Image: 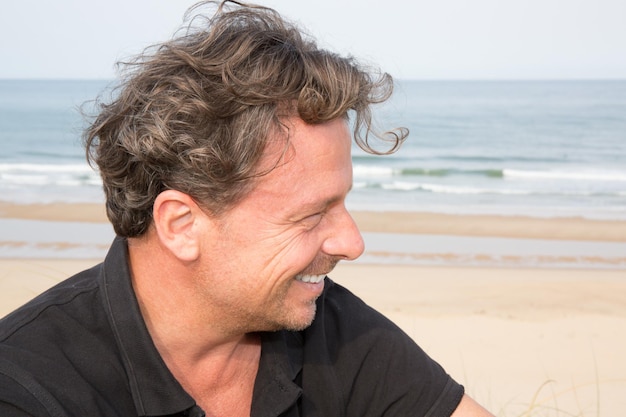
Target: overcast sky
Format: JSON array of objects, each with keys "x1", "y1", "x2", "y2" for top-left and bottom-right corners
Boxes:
[{"x1": 2, "y1": 0, "x2": 625, "y2": 80}]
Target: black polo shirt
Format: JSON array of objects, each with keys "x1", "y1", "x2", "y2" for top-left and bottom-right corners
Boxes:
[{"x1": 0, "y1": 237, "x2": 463, "y2": 416}]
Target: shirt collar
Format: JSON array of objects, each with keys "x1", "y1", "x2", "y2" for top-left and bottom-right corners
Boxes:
[
  {"x1": 100, "y1": 236, "x2": 195, "y2": 416},
  {"x1": 252, "y1": 330, "x2": 303, "y2": 416}
]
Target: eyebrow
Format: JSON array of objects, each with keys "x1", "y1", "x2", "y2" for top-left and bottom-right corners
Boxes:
[{"x1": 300, "y1": 183, "x2": 354, "y2": 216}]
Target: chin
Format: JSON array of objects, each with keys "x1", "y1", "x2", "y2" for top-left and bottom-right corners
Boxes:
[{"x1": 275, "y1": 304, "x2": 318, "y2": 332}]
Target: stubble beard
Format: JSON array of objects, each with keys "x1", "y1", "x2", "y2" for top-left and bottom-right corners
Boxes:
[
  {"x1": 207, "y1": 254, "x2": 341, "y2": 335},
  {"x1": 262, "y1": 254, "x2": 341, "y2": 332}
]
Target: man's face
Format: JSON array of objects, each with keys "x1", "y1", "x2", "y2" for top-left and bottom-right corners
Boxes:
[{"x1": 196, "y1": 117, "x2": 364, "y2": 334}]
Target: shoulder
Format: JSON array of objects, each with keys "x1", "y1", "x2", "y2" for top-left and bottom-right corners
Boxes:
[
  {"x1": 308, "y1": 278, "x2": 423, "y2": 382},
  {"x1": 0, "y1": 263, "x2": 102, "y2": 343},
  {"x1": 303, "y1": 278, "x2": 464, "y2": 416},
  {"x1": 311, "y1": 278, "x2": 429, "y2": 362},
  {"x1": 313, "y1": 278, "x2": 405, "y2": 342},
  {"x1": 0, "y1": 263, "x2": 117, "y2": 417}
]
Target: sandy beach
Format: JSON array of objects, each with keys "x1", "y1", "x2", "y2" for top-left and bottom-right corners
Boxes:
[{"x1": 1, "y1": 202, "x2": 625, "y2": 415}]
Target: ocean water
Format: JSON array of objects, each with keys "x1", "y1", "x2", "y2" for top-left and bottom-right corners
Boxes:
[
  {"x1": 1, "y1": 79, "x2": 625, "y2": 220},
  {"x1": 352, "y1": 80, "x2": 626, "y2": 219},
  {"x1": 0, "y1": 80, "x2": 107, "y2": 203}
]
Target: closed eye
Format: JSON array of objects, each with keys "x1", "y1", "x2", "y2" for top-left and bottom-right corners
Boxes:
[{"x1": 300, "y1": 212, "x2": 324, "y2": 229}]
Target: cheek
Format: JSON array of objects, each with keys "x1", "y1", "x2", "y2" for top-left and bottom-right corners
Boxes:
[
  {"x1": 262, "y1": 231, "x2": 324, "y2": 277},
  {"x1": 213, "y1": 213, "x2": 326, "y2": 282}
]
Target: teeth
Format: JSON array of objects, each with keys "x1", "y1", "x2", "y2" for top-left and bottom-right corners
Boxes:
[{"x1": 295, "y1": 274, "x2": 325, "y2": 284}]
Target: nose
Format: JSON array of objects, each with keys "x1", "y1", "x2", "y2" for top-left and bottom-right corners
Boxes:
[{"x1": 321, "y1": 208, "x2": 365, "y2": 261}]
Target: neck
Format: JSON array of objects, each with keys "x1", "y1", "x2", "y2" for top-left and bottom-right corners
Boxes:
[
  {"x1": 127, "y1": 235, "x2": 262, "y2": 414},
  {"x1": 128, "y1": 233, "x2": 248, "y2": 347}
]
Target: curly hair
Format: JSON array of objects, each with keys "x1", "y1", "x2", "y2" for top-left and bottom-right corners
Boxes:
[{"x1": 84, "y1": 0, "x2": 408, "y2": 237}]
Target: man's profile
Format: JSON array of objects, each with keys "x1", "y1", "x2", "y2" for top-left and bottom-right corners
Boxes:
[{"x1": 0, "y1": 1, "x2": 493, "y2": 416}]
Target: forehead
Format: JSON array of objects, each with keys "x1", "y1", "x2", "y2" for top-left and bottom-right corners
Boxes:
[{"x1": 249, "y1": 117, "x2": 353, "y2": 210}]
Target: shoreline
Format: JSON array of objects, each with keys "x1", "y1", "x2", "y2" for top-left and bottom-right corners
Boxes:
[{"x1": 1, "y1": 201, "x2": 625, "y2": 242}]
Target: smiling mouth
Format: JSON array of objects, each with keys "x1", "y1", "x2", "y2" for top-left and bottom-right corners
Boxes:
[{"x1": 295, "y1": 274, "x2": 325, "y2": 284}]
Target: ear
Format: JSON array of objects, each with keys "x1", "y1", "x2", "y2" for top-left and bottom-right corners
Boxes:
[{"x1": 152, "y1": 190, "x2": 203, "y2": 262}]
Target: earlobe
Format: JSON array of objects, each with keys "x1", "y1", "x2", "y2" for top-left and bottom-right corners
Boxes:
[{"x1": 152, "y1": 190, "x2": 202, "y2": 262}]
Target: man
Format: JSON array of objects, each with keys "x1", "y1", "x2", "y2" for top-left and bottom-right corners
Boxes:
[{"x1": 0, "y1": 1, "x2": 493, "y2": 416}]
